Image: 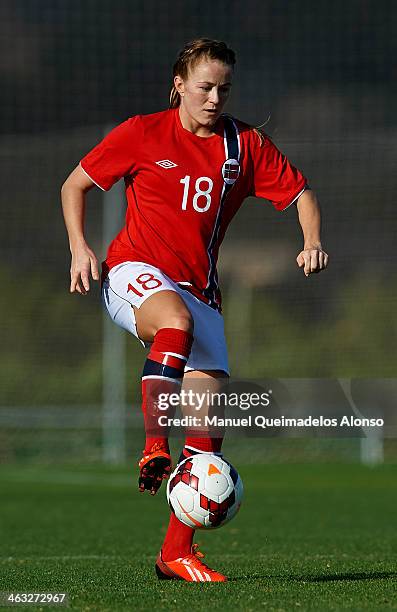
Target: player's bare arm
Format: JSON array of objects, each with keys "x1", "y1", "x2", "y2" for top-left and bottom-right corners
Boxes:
[
  {"x1": 295, "y1": 189, "x2": 328, "y2": 276},
  {"x1": 61, "y1": 165, "x2": 99, "y2": 294}
]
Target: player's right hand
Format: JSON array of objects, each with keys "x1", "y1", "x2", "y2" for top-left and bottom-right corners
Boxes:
[{"x1": 70, "y1": 242, "x2": 99, "y2": 295}]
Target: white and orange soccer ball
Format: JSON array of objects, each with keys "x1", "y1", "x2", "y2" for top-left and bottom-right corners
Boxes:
[{"x1": 166, "y1": 453, "x2": 243, "y2": 529}]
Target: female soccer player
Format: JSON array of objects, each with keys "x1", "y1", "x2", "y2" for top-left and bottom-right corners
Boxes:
[{"x1": 61, "y1": 38, "x2": 328, "y2": 582}]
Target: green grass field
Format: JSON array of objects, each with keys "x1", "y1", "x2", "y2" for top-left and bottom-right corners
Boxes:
[{"x1": 0, "y1": 463, "x2": 396, "y2": 611}]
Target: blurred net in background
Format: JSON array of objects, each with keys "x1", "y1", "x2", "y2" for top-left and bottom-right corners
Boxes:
[{"x1": 0, "y1": 0, "x2": 396, "y2": 464}]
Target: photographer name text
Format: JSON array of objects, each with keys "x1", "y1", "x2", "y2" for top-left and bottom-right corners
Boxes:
[{"x1": 157, "y1": 415, "x2": 384, "y2": 429}]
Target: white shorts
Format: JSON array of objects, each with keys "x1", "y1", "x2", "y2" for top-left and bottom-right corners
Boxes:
[{"x1": 101, "y1": 261, "x2": 229, "y2": 375}]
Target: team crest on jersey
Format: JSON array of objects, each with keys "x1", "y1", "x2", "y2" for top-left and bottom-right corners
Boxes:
[
  {"x1": 155, "y1": 159, "x2": 178, "y2": 169},
  {"x1": 222, "y1": 158, "x2": 240, "y2": 185}
]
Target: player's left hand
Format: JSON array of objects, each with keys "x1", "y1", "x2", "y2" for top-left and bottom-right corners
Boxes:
[{"x1": 296, "y1": 246, "x2": 328, "y2": 277}]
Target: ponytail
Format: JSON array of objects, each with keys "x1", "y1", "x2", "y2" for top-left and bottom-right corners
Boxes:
[{"x1": 169, "y1": 86, "x2": 180, "y2": 109}]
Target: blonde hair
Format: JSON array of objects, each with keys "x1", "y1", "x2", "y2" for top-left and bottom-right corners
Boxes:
[
  {"x1": 170, "y1": 38, "x2": 268, "y2": 147},
  {"x1": 252, "y1": 113, "x2": 272, "y2": 146},
  {"x1": 253, "y1": 129, "x2": 265, "y2": 146},
  {"x1": 169, "y1": 38, "x2": 236, "y2": 109}
]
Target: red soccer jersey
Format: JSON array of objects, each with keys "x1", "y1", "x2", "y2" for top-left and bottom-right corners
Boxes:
[{"x1": 80, "y1": 107, "x2": 307, "y2": 310}]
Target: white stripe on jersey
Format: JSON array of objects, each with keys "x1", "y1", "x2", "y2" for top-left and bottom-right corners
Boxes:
[
  {"x1": 203, "y1": 179, "x2": 226, "y2": 302},
  {"x1": 79, "y1": 162, "x2": 106, "y2": 192},
  {"x1": 223, "y1": 116, "x2": 241, "y2": 160},
  {"x1": 282, "y1": 185, "x2": 308, "y2": 211},
  {"x1": 234, "y1": 117, "x2": 241, "y2": 160},
  {"x1": 223, "y1": 126, "x2": 229, "y2": 158},
  {"x1": 203, "y1": 117, "x2": 240, "y2": 305}
]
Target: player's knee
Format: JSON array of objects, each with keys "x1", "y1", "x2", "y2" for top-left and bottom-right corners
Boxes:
[
  {"x1": 161, "y1": 311, "x2": 194, "y2": 335},
  {"x1": 150, "y1": 307, "x2": 194, "y2": 336},
  {"x1": 135, "y1": 308, "x2": 193, "y2": 342}
]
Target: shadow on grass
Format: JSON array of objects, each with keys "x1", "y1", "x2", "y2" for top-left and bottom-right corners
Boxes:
[{"x1": 228, "y1": 571, "x2": 397, "y2": 582}]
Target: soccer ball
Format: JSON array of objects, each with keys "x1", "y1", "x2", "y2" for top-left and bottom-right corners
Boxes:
[{"x1": 166, "y1": 453, "x2": 243, "y2": 529}]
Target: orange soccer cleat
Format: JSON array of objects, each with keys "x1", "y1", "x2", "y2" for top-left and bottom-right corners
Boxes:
[
  {"x1": 138, "y1": 443, "x2": 171, "y2": 495},
  {"x1": 155, "y1": 544, "x2": 227, "y2": 582}
]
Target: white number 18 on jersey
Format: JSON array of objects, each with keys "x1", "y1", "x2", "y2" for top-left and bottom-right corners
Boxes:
[{"x1": 180, "y1": 175, "x2": 213, "y2": 213}]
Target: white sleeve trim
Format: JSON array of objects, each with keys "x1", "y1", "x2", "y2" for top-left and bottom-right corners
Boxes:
[
  {"x1": 282, "y1": 185, "x2": 308, "y2": 211},
  {"x1": 79, "y1": 162, "x2": 106, "y2": 191}
]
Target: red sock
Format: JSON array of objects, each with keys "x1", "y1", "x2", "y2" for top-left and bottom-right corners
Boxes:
[
  {"x1": 162, "y1": 436, "x2": 224, "y2": 561},
  {"x1": 162, "y1": 513, "x2": 195, "y2": 561},
  {"x1": 141, "y1": 328, "x2": 193, "y2": 454},
  {"x1": 184, "y1": 437, "x2": 224, "y2": 454}
]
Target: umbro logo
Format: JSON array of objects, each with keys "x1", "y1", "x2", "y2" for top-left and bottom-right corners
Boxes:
[{"x1": 155, "y1": 159, "x2": 178, "y2": 169}]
